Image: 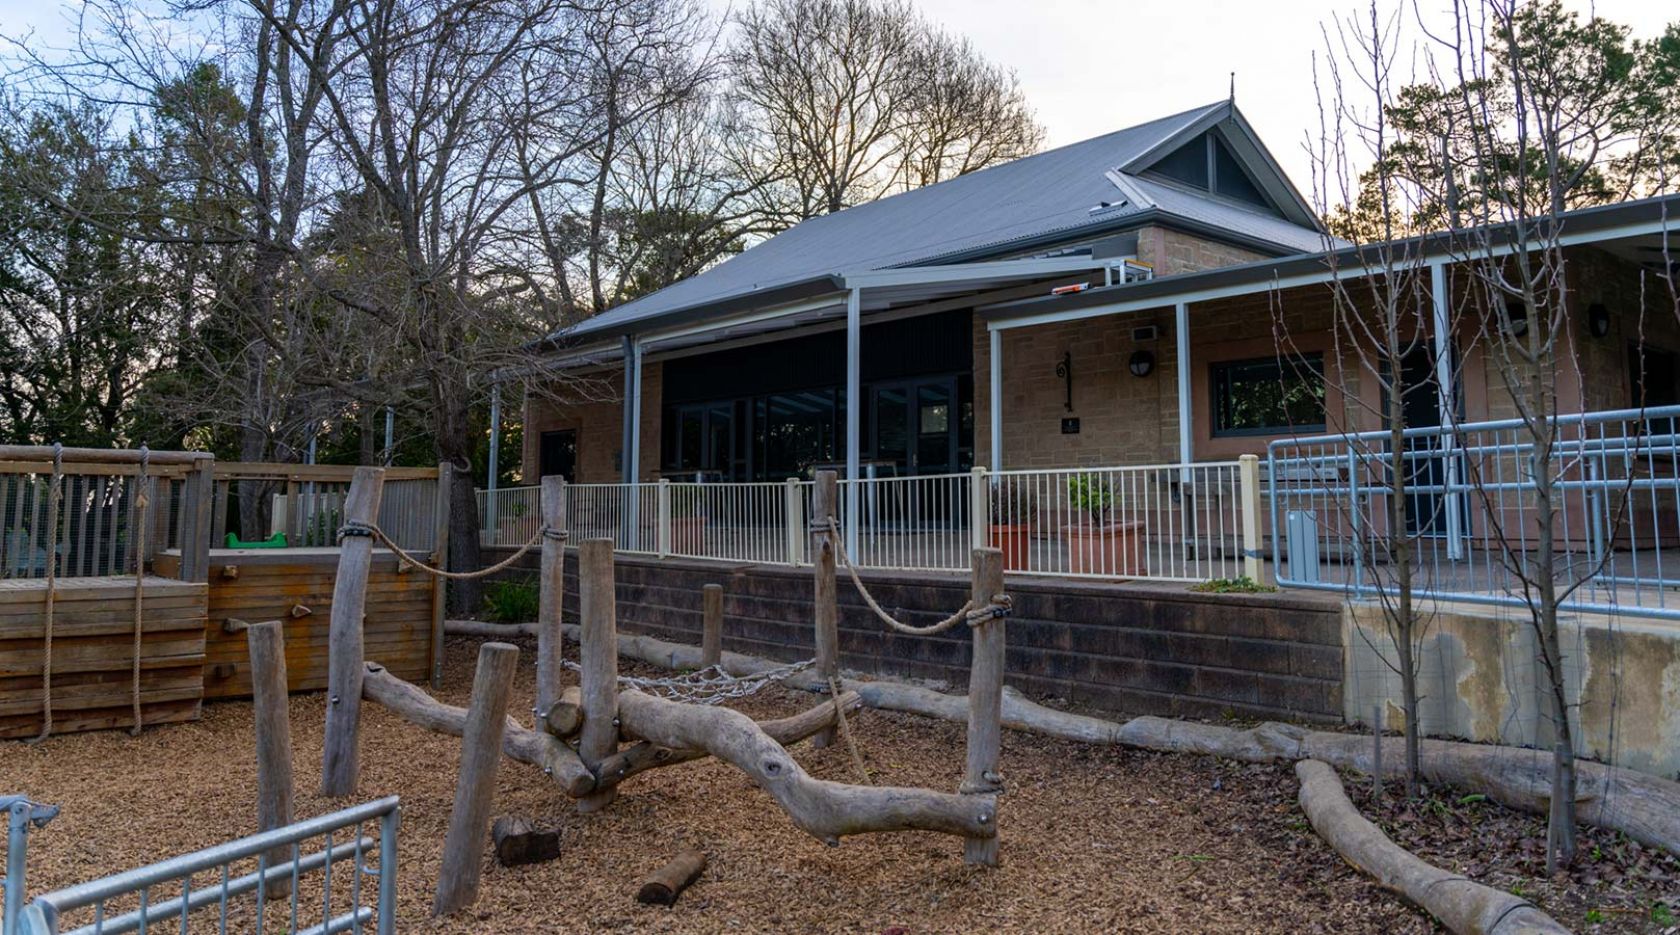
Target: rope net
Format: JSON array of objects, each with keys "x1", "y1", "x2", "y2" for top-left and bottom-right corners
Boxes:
[{"x1": 565, "y1": 657, "x2": 815, "y2": 705}]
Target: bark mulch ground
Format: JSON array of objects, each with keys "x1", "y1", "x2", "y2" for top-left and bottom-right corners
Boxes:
[{"x1": 0, "y1": 634, "x2": 1663, "y2": 933}]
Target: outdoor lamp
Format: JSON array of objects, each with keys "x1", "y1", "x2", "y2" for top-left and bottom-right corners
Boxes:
[
  {"x1": 1588, "y1": 303, "x2": 1610, "y2": 338},
  {"x1": 1129, "y1": 349, "x2": 1155, "y2": 378}
]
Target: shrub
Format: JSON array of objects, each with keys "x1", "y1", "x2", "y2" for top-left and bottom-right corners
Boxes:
[
  {"x1": 1188, "y1": 576, "x2": 1277, "y2": 594},
  {"x1": 987, "y1": 480, "x2": 1037, "y2": 526},
  {"x1": 483, "y1": 578, "x2": 540, "y2": 622},
  {"x1": 1066, "y1": 473, "x2": 1113, "y2": 526}
]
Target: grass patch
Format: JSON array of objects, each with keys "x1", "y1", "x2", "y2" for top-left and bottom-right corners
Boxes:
[{"x1": 1188, "y1": 576, "x2": 1278, "y2": 594}]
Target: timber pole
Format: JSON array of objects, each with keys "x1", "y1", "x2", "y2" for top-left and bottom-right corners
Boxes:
[
  {"x1": 246, "y1": 620, "x2": 294, "y2": 897},
  {"x1": 536, "y1": 475, "x2": 568, "y2": 723},
  {"x1": 700, "y1": 583, "x2": 724, "y2": 668},
  {"x1": 433, "y1": 641, "x2": 519, "y2": 916},
  {"x1": 812, "y1": 470, "x2": 840, "y2": 749},
  {"x1": 321, "y1": 466, "x2": 386, "y2": 797},
  {"x1": 962, "y1": 547, "x2": 1006, "y2": 866},
  {"x1": 576, "y1": 539, "x2": 619, "y2": 813}
]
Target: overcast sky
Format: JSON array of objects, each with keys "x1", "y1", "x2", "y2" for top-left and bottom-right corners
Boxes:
[{"x1": 2, "y1": 0, "x2": 1672, "y2": 201}]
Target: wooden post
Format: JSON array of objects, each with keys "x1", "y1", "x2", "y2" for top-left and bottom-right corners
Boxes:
[
  {"x1": 177, "y1": 457, "x2": 216, "y2": 582},
  {"x1": 246, "y1": 620, "x2": 294, "y2": 897},
  {"x1": 432, "y1": 641, "x2": 519, "y2": 916},
  {"x1": 576, "y1": 538, "x2": 619, "y2": 813},
  {"x1": 429, "y1": 462, "x2": 453, "y2": 688},
  {"x1": 962, "y1": 547, "x2": 1005, "y2": 866},
  {"x1": 211, "y1": 479, "x2": 229, "y2": 548},
  {"x1": 701, "y1": 583, "x2": 724, "y2": 668},
  {"x1": 536, "y1": 475, "x2": 568, "y2": 722},
  {"x1": 812, "y1": 470, "x2": 839, "y2": 749},
  {"x1": 321, "y1": 466, "x2": 386, "y2": 798}
]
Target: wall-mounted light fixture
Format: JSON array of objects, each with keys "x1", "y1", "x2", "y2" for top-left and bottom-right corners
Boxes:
[
  {"x1": 1588, "y1": 303, "x2": 1611, "y2": 338},
  {"x1": 1055, "y1": 351, "x2": 1073, "y2": 411},
  {"x1": 1129, "y1": 349, "x2": 1155, "y2": 378}
]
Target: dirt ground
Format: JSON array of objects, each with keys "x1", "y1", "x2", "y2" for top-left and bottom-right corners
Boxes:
[{"x1": 0, "y1": 635, "x2": 1665, "y2": 933}]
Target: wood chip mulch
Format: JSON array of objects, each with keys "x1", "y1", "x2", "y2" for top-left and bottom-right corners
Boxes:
[
  {"x1": 1345, "y1": 774, "x2": 1680, "y2": 934},
  {"x1": 4, "y1": 636, "x2": 1447, "y2": 934}
]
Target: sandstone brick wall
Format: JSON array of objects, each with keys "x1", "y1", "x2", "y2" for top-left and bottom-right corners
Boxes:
[
  {"x1": 1137, "y1": 226, "x2": 1270, "y2": 276},
  {"x1": 521, "y1": 361, "x2": 663, "y2": 483},
  {"x1": 481, "y1": 548, "x2": 1347, "y2": 723}
]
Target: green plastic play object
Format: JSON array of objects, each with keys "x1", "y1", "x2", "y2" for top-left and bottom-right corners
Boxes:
[{"x1": 225, "y1": 531, "x2": 289, "y2": 549}]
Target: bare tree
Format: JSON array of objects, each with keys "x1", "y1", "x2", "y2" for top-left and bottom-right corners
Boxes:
[{"x1": 729, "y1": 0, "x2": 1042, "y2": 227}]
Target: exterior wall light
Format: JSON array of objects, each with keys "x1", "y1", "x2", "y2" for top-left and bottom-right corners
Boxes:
[
  {"x1": 1588, "y1": 303, "x2": 1610, "y2": 338},
  {"x1": 1129, "y1": 349, "x2": 1155, "y2": 378}
]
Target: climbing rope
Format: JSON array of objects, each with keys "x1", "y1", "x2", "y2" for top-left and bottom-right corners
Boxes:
[
  {"x1": 828, "y1": 673, "x2": 871, "y2": 784},
  {"x1": 813, "y1": 517, "x2": 1012, "y2": 636},
  {"x1": 129, "y1": 446, "x2": 149, "y2": 736},
  {"x1": 566, "y1": 656, "x2": 816, "y2": 705},
  {"x1": 338, "y1": 520, "x2": 564, "y2": 580},
  {"x1": 28, "y1": 444, "x2": 65, "y2": 743}
]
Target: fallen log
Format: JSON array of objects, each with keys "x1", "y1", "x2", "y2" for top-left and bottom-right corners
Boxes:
[
  {"x1": 492, "y1": 816, "x2": 561, "y2": 867},
  {"x1": 1295, "y1": 760, "x2": 1568, "y2": 935},
  {"x1": 361, "y1": 662, "x2": 595, "y2": 797},
  {"x1": 637, "y1": 850, "x2": 707, "y2": 907},
  {"x1": 596, "y1": 691, "x2": 864, "y2": 792},
  {"x1": 445, "y1": 619, "x2": 1680, "y2": 857},
  {"x1": 616, "y1": 688, "x2": 995, "y2": 846}
]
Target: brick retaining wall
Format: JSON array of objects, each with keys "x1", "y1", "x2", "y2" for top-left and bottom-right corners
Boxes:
[{"x1": 481, "y1": 549, "x2": 1345, "y2": 723}]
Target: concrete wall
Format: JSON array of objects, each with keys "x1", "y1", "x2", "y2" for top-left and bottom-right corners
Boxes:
[
  {"x1": 533, "y1": 551, "x2": 1346, "y2": 723},
  {"x1": 1344, "y1": 600, "x2": 1680, "y2": 779}
]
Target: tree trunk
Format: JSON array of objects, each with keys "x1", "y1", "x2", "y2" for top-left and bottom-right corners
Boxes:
[{"x1": 433, "y1": 384, "x2": 482, "y2": 613}]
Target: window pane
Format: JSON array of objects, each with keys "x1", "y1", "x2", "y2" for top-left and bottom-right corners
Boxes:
[{"x1": 1211, "y1": 354, "x2": 1326, "y2": 436}]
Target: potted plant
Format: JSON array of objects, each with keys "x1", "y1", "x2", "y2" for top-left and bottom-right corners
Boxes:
[
  {"x1": 986, "y1": 481, "x2": 1036, "y2": 571},
  {"x1": 668, "y1": 484, "x2": 707, "y2": 554},
  {"x1": 1061, "y1": 473, "x2": 1145, "y2": 576}
]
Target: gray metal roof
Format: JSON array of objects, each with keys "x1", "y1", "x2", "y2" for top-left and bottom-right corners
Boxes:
[{"x1": 557, "y1": 100, "x2": 1326, "y2": 344}]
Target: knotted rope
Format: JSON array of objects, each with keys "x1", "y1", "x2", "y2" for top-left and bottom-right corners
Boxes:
[
  {"x1": 129, "y1": 446, "x2": 149, "y2": 736},
  {"x1": 337, "y1": 520, "x2": 564, "y2": 580},
  {"x1": 812, "y1": 518, "x2": 1012, "y2": 636},
  {"x1": 563, "y1": 656, "x2": 815, "y2": 705},
  {"x1": 828, "y1": 673, "x2": 871, "y2": 784},
  {"x1": 28, "y1": 444, "x2": 65, "y2": 743}
]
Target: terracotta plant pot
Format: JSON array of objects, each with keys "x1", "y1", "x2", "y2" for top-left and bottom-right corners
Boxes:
[
  {"x1": 670, "y1": 516, "x2": 707, "y2": 554},
  {"x1": 987, "y1": 524, "x2": 1032, "y2": 571},
  {"x1": 1061, "y1": 520, "x2": 1145, "y2": 577}
]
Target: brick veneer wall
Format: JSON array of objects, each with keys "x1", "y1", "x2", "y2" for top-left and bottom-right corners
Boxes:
[
  {"x1": 521, "y1": 362, "x2": 663, "y2": 484},
  {"x1": 485, "y1": 548, "x2": 1345, "y2": 723}
]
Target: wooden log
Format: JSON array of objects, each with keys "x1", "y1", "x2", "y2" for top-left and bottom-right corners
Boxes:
[
  {"x1": 1295, "y1": 760, "x2": 1568, "y2": 934},
  {"x1": 700, "y1": 583, "x2": 723, "y2": 668},
  {"x1": 0, "y1": 445, "x2": 210, "y2": 466},
  {"x1": 543, "y1": 685, "x2": 584, "y2": 738},
  {"x1": 361, "y1": 662, "x2": 594, "y2": 796},
  {"x1": 246, "y1": 620, "x2": 294, "y2": 898},
  {"x1": 433, "y1": 641, "x2": 519, "y2": 916},
  {"x1": 595, "y1": 691, "x2": 863, "y2": 792},
  {"x1": 536, "y1": 475, "x2": 568, "y2": 720},
  {"x1": 616, "y1": 688, "x2": 995, "y2": 846},
  {"x1": 321, "y1": 466, "x2": 385, "y2": 798},
  {"x1": 576, "y1": 538, "x2": 619, "y2": 814},
  {"x1": 442, "y1": 619, "x2": 1680, "y2": 861},
  {"x1": 810, "y1": 471, "x2": 839, "y2": 749},
  {"x1": 636, "y1": 851, "x2": 707, "y2": 907},
  {"x1": 961, "y1": 547, "x2": 1005, "y2": 866},
  {"x1": 491, "y1": 816, "x2": 561, "y2": 867},
  {"x1": 428, "y1": 462, "x2": 452, "y2": 689}
]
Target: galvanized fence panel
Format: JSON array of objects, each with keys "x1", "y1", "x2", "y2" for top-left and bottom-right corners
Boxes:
[
  {"x1": 1268, "y1": 404, "x2": 1680, "y2": 620},
  {"x1": 0, "y1": 469, "x2": 186, "y2": 581},
  {"x1": 4, "y1": 795, "x2": 399, "y2": 935}
]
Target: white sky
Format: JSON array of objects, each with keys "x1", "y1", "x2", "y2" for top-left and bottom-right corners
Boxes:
[{"x1": 3, "y1": 0, "x2": 1673, "y2": 201}]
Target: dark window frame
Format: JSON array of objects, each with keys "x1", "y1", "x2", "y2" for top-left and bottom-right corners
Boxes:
[{"x1": 1209, "y1": 353, "x2": 1328, "y2": 438}]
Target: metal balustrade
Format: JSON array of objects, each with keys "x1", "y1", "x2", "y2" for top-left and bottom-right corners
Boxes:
[
  {"x1": 1268, "y1": 404, "x2": 1680, "y2": 619},
  {"x1": 476, "y1": 461, "x2": 1263, "y2": 583}
]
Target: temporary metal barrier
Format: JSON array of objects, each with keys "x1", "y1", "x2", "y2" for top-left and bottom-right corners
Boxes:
[
  {"x1": 1268, "y1": 404, "x2": 1680, "y2": 620},
  {"x1": 4, "y1": 795, "x2": 399, "y2": 935}
]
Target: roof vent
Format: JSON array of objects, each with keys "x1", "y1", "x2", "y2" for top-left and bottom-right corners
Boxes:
[{"x1": 1088, "y1": 199, "x2": 1126, "y2": 214}]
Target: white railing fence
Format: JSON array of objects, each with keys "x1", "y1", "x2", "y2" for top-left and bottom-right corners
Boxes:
[
  {"x1": 476, "y1": 459, "x2": 1264, "y2": 583},
  {"x1": 1268, "y1": 404, "x2": 1680, "y2": 620}
]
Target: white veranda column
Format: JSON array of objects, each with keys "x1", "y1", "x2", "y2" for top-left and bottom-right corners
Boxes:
[
  {"x1": 844, "y1": 287, "x2": 861, "y2": 556},
  {"x1": 1431, "y1": 261, "x2": 1464, "y2": 560},
  {"x1": 989, "y1": 327, "x2": 1003, "y2": 471}
]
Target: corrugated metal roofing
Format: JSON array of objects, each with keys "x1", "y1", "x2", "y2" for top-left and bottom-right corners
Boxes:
[{"x1": 559, "y1": 100, "x2": 1324, "y2": 342}]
